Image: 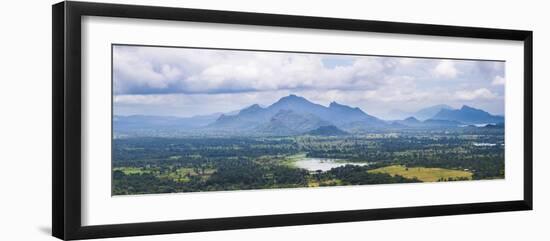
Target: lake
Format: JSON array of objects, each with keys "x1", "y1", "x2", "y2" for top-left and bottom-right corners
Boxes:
[
  {"x1": 472, "y1": 142, "x2": 497, "y2": 147},
  {"x1": 294, "y1": 157, "x2": 372, "y2": 172}
]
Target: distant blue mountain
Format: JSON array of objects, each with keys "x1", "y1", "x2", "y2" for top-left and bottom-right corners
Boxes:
[
  {"x1": 414, "y1": 104, "x2": 454, "y2": 120},
  {"x1": 430, "y1": 105, "x2": 504, "y2": 124},
  {"x1": 392, "y1": 116, "x2": 462, "y2": 128},
  {"x1": 212, "y1": 104, "x2": 271, "y2": 131},
  {"x1": 394, "y1": 116, "x2": 422, "y2": 127},
  {"x1": 256, "y1": 110, "x2": 331, "y2": 136},
  {"x1": 328, "y1": 101, "x2": 382, "y2": 125},
  {"x1": 114, "y1": 96, "x2": 503, "y2": 136},
  {"x1": 207, "y1": 94, "x2": 385, "y2": 134},
  {"x1": 306, "y1": 125, "x2": 349, "y2": 136},
  {"x1": 387, "y1": 104, "x2": 453, "y2": 120}
]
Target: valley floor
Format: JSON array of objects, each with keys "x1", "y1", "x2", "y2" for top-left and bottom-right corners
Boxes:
[{"x1": 112, "y1": 128, "x2": 504, "y2": 195}]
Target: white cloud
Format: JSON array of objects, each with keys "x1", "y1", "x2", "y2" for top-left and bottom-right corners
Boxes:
[
  {"x1": 112, "y1": 46, "x2": 506, "y2": 116},
  {"x1": 454, "y1": 88, "x2": 498, "y2": 101},
  {"x1": 492, "y1": 75, "x2": 505, "y2": 85},
  {"x1": 398, "y1": 58, "x2": 416, "y2": 66},
  {"x1": 433, "y1": 60, "x2": 459, "y2": 79},
  {"x1": 113, "y1": 46, "x2": 429, "y2": 95}
]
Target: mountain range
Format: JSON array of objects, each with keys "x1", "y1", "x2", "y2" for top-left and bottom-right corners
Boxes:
[
  {"x1": 430, "y1": 105, "x2": 504, "y2": 124},
  {"x1": 387, "y1": 104, "x2": 453, "y2": 120},
  {"x1": 114, "y1": 94, "x2": 504, "y2": 136},
  {"x1": 205, "y1": 94, "x2": 386, "y2": 135}
]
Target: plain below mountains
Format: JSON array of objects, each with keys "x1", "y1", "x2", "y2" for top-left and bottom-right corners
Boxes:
[{"x1": 114, "y1": 94, "x2": 504, "y2": 136}]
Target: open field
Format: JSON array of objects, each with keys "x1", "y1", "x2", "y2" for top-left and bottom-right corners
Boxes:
[
  {"x1": 368, "y1": 165, "x2": 473, "y2": 182},
  {"x1": 112, "y1": 128, "x2": 503, "y2": 194},
  {"x1": 113, "y1": 167, "x2": 152, "y2": 175}
]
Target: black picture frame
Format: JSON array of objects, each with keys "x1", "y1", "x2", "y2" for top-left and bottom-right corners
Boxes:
[{"x1": 52, "y1": 1, "x2": 533, "y2": 240}]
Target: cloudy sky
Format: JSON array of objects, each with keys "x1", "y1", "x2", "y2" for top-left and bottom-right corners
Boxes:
[{"x1": 113, "y1": 45, "x2": 505, "y2": 119}]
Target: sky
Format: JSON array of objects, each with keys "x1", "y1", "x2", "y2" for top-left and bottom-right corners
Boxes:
[{"x1": 113, "y1": 45, "x2": 505, "y2": 119}]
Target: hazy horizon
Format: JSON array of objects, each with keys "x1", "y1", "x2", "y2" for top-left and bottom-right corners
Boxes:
[
  {"x1": 113, "y1": 45, "x2": 505, "y2": 119},
  {"x1": 113, "y1": 94, "x2": 501, "y2": 120}
]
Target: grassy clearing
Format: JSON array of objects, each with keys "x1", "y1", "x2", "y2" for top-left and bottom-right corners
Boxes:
[
  {"x1": 113, "y1": 167, "x2": 152, "y2": 175},
  {"x1": 368, "y1": 165, "x2": 473, "y2": 182},
  {"x1": 306, "y1": 178, "x2": 342, "y2": 187},
  {"x1": 280, "y1": 153, "x2": 307, "y2": 167}
]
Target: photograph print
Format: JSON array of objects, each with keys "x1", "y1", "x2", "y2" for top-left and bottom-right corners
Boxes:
[{"x1": 112, "y1": 45, "x2": 505, "y2": 195}]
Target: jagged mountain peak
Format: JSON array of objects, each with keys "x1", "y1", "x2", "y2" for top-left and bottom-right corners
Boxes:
[
  {"x1": 239, "y1": 104, "x2": 264, "y2": 114},
  {"x1": 329, "y1": 101, "x2": 366, "y2": 113},
  {"x1": 274, "y1": 94, "x2": 308, "y2": 103},
  {"x1": 329, "y1": 101, "x2": 343, "y2": 108},
  {"x1": 414, "y1": 104, "x2": 454, "y2": 120},
  {"x1": 460, "y1": 105, "x2": 478, "y2": 111},
  {"x1": 329, "y1": 101, "x2": 358, "y2": 110}
]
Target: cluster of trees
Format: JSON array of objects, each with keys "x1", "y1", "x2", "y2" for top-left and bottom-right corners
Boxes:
[
  {"x1": 324, "y1": 165, "x2": 420, "y2": 185},
  {"x1": 113, "y1": 158, "x2": 311, "y2": 194},
  {"x1": 114, "y1": 137, "x2": 299, "y2": 164},
  {"x1": 112, "y1": 171, "x2": 180, "y2": 194},
  {"x1": 300, "y1": 130, "x2": 504, "y2": 180},
  {"x1": 113, "y1": 128, "x2": 504, "y2": 195},
  {"x1": 437, "y1": 176, "x2": 470, "y2": 182},
  {"x1": 112, "y1": 162, "x2": 419, "y2": 195}
]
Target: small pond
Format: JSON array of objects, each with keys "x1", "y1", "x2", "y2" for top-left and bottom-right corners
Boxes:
[{"x1": 294, "y1": 157, "x2": 372, "y2": 172}]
